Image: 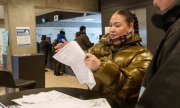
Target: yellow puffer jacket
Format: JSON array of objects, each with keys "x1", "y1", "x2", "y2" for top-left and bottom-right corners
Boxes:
[{"x1": 88, "y1": 33, "x2": 152, "y2": 108}]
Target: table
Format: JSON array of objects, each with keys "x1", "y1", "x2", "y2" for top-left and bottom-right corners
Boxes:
[
  {"x1": 0, "y1": 87, "x2": 100, "y2": 106},
  {"x1": 0, "y1": 87, "x2": 120, "y2": 108}
]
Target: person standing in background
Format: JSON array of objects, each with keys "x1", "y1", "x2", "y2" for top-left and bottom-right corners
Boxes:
[
  {"x1": 46, "y1": 37, "x2": 53, "y2": 69},
  {"x1": 75, "y1": 31, "x2": 81, "y2": 39},
  {"x1": 75, "y1": 26, "x2": 94, "y2": 51},
  {"x1": 40, "y1": 35, "x2": 51, "y2": 71},
  {"x1": 57, "y1": 31, "x2": 67, "y2": 43},
  {"x1": 52, "y1": 30, "x2": 67, "y2": 76},
  {"x1": 135, "y1": 0, "x2": 180, "y2": 108}
]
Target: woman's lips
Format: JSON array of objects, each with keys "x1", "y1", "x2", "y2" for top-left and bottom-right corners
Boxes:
[{"x1": 109, "y1": 34, "x2": 118, "y2": 39}]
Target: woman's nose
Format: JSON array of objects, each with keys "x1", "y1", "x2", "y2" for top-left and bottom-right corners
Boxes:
[{"x1": 109, "y1": 26, "x2": 115, "y2": 33}]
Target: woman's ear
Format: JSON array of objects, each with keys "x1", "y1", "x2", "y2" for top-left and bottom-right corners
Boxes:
[{"x1": 128, "y1": 23, "x2": 134, "y2": 33}]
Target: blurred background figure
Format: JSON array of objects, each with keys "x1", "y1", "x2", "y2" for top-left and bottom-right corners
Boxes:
[
  {"x1": 75, "y1": 26, "x2": 94, "y2": 51},
  {"x1": 75, "y1": 31, "x2": 81, "y2": 39},
  {"x1": 57, "y1": 30, "x2": 67, "y2": 43},
  {"x1": 52, "y1": 30, "x2": 67, "y2": 76},
  {"x1": 39, "y1": 35, "x2": 51, "y2": 71}
]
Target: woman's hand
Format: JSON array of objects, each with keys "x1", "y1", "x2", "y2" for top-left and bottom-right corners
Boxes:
[
  {"x1": 54, "y1": 39, "x2": 68, "y2": 52},
  {"x1": 84, "y1": 53, "x2": 101, "y2": 71}
]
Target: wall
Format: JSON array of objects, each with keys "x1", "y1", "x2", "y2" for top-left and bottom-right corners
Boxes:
[
  {"x1": 34, "y1": 0, "x2": 99, "y2": 12},
  {"x1": 130, "y1": 8, "x2": 147, "y2": 47},
  {"x1": 0, "y1": 0, "x2": 6, "y2": 4},
  {"x1": 36, "y1": 27, "x2": 102, "y2": 44},
  {"x1": 0, "y1": 0, "x2": 100, "y2": 71},
  {"x1": 0, "y1": 27, "x2": 5, "y2": 63},
  {"x1": 0, "y1": 19, "x2": 4, "y2": 27},
  {"x1": 36, "y1": 18, "x2": 102, "y2": 44}
]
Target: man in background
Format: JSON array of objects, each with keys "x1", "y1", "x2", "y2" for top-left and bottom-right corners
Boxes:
[
  {"x1": 40, "y1": 35, "x2": 51, "y2": 71},
  {"x1": 57, "y1": 31, "x2": 67, "y2": 43},
  {"x1": 136, "y1": 0, "x2": 180, "y2": 107},
  {"x1": 52, "y1": 30, "x2": 67, "y2": 76},
  {"x1": 75, "y1": 26, "x2": 94, "y2": 51}
]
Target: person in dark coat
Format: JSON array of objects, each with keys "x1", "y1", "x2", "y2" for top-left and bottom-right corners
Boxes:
[
  {"x1": 52, "y1": 31, "x2": 67, "y2": 76},
  {"x1": 75, "y1": 26, "x2": 94, "y2": 51},
  {"x1": 57, "y1": 31, "x2": 67, "y2": 43},
  {"x1": 40, "y1": 35, "x2": 51, "y2": 69},
  {"x1": 135, "y1": 0, "x2": 180, "y2": 108},
  {"x1": 75, "y1": 31, "x2": 81, "y2": 38}
]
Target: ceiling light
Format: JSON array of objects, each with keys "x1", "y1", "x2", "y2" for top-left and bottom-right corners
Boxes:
[{"x1": 84, "y1": 18, "x2": 94, "y2": 21}]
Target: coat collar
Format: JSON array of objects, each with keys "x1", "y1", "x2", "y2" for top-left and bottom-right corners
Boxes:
[
  {"x1": 151, "y1": 0, "x2": 180, "y2": 31},
  {"x1": 101, "y1": 33, "x2": 142, "y2": 47}
]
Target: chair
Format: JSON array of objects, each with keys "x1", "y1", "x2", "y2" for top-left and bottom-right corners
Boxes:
[{"x1": 0, "y1": 70, "x2": 36, "y2": 93}]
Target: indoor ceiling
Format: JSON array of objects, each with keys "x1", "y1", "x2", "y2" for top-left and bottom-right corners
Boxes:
[
  {"x1": 60, "y1": 13, "x2": 101, "y2": 23},
  {"x1": 0, "y1": 6, "x2": 101, "y2": 23}
]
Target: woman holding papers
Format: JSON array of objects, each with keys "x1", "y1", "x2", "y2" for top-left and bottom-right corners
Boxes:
[
  {"x1": 84, "y1": 10, "x2": 152, "y2": 108},
  {"x1": 55, "y1": 10, "x2": 152, "y2": 108}
]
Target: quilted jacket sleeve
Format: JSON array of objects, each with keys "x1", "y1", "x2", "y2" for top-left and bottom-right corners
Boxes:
[
  {"x1": 117, "y1": 51, "x2": 152, "y2": 98},
  {"x1": 93, "y1": 49, "x2": 152, "y2": 99}
]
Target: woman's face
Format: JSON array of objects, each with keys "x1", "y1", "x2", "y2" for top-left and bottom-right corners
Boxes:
[{"x1": 109, "y1": 13, "x2": 133, "y2": 40}]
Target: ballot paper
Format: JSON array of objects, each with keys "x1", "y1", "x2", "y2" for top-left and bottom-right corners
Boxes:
[
  {"x1": 53, "y1": 41, "x2": 96, "y2": 89},
  {"x1": 12, "y1": 90, "x2": 111, "y2": 108},
  {"x1": 0, "y1": 102, "x2": 6, "y2": 108}
]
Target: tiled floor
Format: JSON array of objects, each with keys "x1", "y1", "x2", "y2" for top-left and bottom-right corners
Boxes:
[{"x1": 0, "y1": 69, "x2": 88, "y2": 96}]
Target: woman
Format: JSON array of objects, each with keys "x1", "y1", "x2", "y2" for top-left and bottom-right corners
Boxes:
[
  {"x1": 84, "y1": 10, "x2": 152, "y2": 108},
  {"x1": 55, "y1": 10, "x2": 152, "y2": 108}
]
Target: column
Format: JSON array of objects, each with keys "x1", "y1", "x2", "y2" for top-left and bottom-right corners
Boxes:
[{"x1": 4, "y1": 0, "x2": 37, "y2": 71}]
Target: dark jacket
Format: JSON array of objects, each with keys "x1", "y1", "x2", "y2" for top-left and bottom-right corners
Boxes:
[
  {"x1": 57, "y1": 34, "x2": 67, "y2": 43},
  {"x1": 88, "y1": 33, "x2": 152, "y2": 108},
  {"x1": 40, "y1": 40, "x2": 51, "y2": 55},
  {"x1": 136, "y1": 1, "x2": 180, "y2": 108},
  {"x1": 52, "y1": 39, "x2": 58, "y2": 54},
  {"x1": 75, "y1": 32, "x2": 94, "y2": 51}
]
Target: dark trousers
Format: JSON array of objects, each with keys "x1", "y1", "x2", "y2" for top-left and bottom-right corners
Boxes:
[{"x1": 53, "y1": 59, "x2": 65, "y2": 75}]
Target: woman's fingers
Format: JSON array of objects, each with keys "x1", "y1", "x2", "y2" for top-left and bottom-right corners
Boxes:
[
  {"x1": 54, "y1": 42, "x2": 68, "y2": 52},
  {"x1": 84, "y1": 53, "x2": 101, "y2": 70},
  {"x1": 85, "y1": 53, "x2": 93, "y2": 60},
  {"x1": 62, "y1": 39, "x2": 68, "y2": 44}
]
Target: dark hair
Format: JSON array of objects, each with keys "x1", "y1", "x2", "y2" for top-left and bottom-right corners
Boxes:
[
  {"x1": 133, "y1": 14, "x2": 139, "y2": 34},
  {"x1": 60, "y1": 30, "x2": 65, "y2": 34},
  {"x1": 114, "y1": 10, "x2": 134, "y2": 25},
  {"x1": 79, "y1": 26, "x2": 86, "y2": 31},
  {"x1": 41, "y1": 35, "x2": 47, "y2": 40},
  {"x1": 114, "y1": 10, "x2": 139, "y2": 34}
]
